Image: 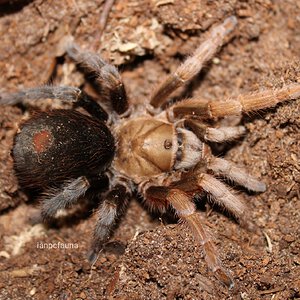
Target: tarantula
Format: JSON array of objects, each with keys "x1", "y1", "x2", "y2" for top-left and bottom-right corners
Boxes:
[{"x1": 1, "y1": 16, "x2": 299, "y2": 288}]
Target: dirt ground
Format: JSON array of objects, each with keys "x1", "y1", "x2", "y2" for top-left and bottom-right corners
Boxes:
[{"x1": 0, "y1": 0, "x2": 299, "y2": 299}]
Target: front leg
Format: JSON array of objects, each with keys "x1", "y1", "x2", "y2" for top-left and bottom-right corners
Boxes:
[
  {"x1": 150, "y1": 16, "x2": 237, "y2": 108},
  {"x1": 145, "y1": 185, "x2": 234, "y2": 288},
  {"x1": 168, "y1": 84, "x2": 300, "y2": 120}
]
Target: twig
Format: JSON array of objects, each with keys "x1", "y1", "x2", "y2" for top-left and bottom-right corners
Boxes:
[{"x1": 92, "y1": 0, "x2": 116, "y2": 51}]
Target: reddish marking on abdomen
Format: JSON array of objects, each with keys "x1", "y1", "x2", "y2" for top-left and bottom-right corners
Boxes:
[{"x1": 33, "y1": 130, "x2": 53, "y2": 153}]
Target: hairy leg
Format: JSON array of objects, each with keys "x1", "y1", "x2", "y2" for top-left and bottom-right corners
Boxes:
[
  {"x1": 184, "y1": 118, "x2": 246, "y2": 142},
  {"x1": 170, "y1": 173, "x2": 247, "y2": 223},
  {"x1": 150, "y1": 16, "x2": 237, "y2": 108},
  {"x1": 169, "y1": 83, "x2": 300, "y2": 120},
  {"x1": 66, "y1": 43, "x2": 129, "y2": 114},
  {"x1": 146, "y1": 185, "x2": 234, "y2": 288},
  {"x1": 206, "y1": 156, "x2": 266, "y2": 192},
  {"x1": 41, "y1": 176, "x2": 90, "y2": 221},
  {"x1": 0, "y1": 86, "x2": 108, "y2": 121},
  {"x1": 88, "y1": 184, "x2": 130, "y2": 264}
]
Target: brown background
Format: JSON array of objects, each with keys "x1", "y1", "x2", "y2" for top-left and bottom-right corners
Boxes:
[{"x1": 0, "y1": 0, "x2": 299, "y2": 299}]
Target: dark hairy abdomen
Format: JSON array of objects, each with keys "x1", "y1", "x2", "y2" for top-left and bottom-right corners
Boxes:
[{"x1": 13, "y1": 109, "x2": 115, "y2": 189}]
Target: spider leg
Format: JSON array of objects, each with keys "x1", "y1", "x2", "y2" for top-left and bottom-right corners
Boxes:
[
  {"x1": 41, "y1": 176, "x2": 90, "y2": 221},
  {"x1": 184, "y1": 118, "x2": 246, "y2": 142},
  {"x1": 206, "y1": 156, "x2": 266, "y2": 192},
  {"x1": 169, "y1": 83, "x2": 300, "y2": 120},
  {"x1": 150, "y1": 16, "x2": 237, "y2": 108},
  {"x1": 182, "y1": 120, "x2": 265, "y2": 191},
  {"x1": 145, "y1": 185, "x2": 234, "y2": 288},
  {"x1": 0, "y1": 86, "x2": 108, "y2": 121},
  {"x1": 66, "y1": 43, "x2": 129, "y2": 115},
  {"x1": 88, "y1": 184, "x2": 130, "y2": 264},
  {"x1": 170, "y1": 173, "x2": 247, "y2": 224}
]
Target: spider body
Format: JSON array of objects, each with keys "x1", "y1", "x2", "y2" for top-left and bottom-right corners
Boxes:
[
  {"x1": 113, "y1": 115, "x2": 202, "y2": 182},
  {"x1": 13, "y1": 109, "x2": 115, "y2": 189},
  {"x1": 1, "y1": 16, "x2": 299, "y2": 288}
]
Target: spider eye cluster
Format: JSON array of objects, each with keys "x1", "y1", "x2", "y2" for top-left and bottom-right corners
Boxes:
[{"x1": 163, "y1": 139, "x2": 172, "y2": 149}]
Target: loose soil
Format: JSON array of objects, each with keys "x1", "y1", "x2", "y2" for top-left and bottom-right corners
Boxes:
[{"x1": 0, "y1": 0, "x2": 299, "y2": 299}]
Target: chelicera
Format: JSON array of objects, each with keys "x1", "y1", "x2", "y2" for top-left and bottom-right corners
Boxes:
[{"x1": 1, "y1": 16, "x2": 299, "y2": 288}]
